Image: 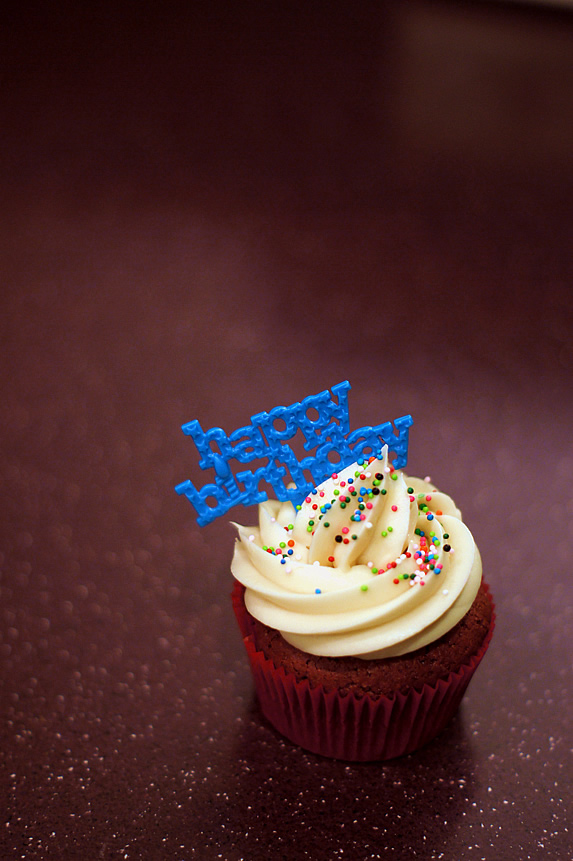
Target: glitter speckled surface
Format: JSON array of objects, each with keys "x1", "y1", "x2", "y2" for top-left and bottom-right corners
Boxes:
[{"x1": 1, "y1": 2, "x2": 572, "y2": 859}]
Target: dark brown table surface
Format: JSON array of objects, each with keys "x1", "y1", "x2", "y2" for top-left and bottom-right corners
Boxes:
[{"x1": 1, "y1": 2, "x2": 572, "y2": 858}]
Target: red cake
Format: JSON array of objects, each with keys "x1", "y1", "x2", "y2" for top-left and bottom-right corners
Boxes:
[{"x1": 231, "y1": 447, "x2": 495, "y2": 760}]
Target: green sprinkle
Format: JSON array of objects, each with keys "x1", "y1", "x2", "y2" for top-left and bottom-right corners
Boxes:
[
  {"x1": 372, "y1": 567, "x2": 378, "y2": 574},
  {"x1": 407, "y1": 487, "x2": 414, "y2": 493},
  {"x1": 381, "y1": 488, "x2": 387, "y2": 495},
  {"x1": 352, "y1": 534, "x2": 358, "y2": 540},
  {"x1": 443, "y1": 533, "x2": 449, "y2": 539},
  {"x1": 391, "y1": 473, "x2": 398, "y2": 481},
  {"x1": 324, "y1": 521, "x2": 330, "y2": 528},
  {"x1": 360, "y1": 584, "x2": 368, "y2": 592},
  {"x1": 340, "y1": 502, "x2": 346, "y2": 509},
  {"x1": 388, "y1": 526, "x2": 393, "y2": 532},
  {"x1": 279, "y1": 542, "x2": 286, "y2": 548},
  {"x1": 334, "y1": 489, "x2": 340, "y2": 496},
  {"x1": 307, "y1": 525, "x2": 313, "y2": 533},
  {"x1": 381, "y1": 530, "x2": 388, "y2": 537}
]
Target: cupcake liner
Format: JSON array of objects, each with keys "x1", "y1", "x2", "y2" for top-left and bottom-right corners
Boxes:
[{"x1": 232, "y1": 581, "x2": 496, "y2": 761}]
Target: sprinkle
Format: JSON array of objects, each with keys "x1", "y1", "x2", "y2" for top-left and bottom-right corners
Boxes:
[
  {"x1": 341, "y1": 527, "x2": 349, "y2": 534},
  {"x1": 390, "y1": 473, "x2": 398, "y2": 481},
  {"x1": 391, "y1": 505, "x2": 397, "y2": 512},
  {"x1": 360, "y1": 585, "x2": 368, "y2": 592},
  {"x1": 248, "y1": 534, "x2": 255, "y2": 542},
  {"x1": 365, "y1": 522, "x2": 373, "y2": 529},
  {"x1": 315, "y1": 588, "x2": 321, "y2": 594},
  {"x1": 443, "y1": 589, "x2": 449, "y2": 595},
  {"x1": 328, "y1": 555, "x2": 335, "y2": 562},
  {"x1": 443, "y1": 544, "x2": 451, "y2": 552},
  {"x1": 335, "y1": 535, "x2": 343, "y2": 543}
]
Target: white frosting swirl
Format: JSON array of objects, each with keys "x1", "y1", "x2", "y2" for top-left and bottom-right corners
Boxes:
[{"x1": 231, "y1": 447, "x2": 482, "y2": 659}]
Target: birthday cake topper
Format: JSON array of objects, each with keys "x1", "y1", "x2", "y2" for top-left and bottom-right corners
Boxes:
[{"x1": 175, "y1": 381, "x2": 413, "y2": 526}]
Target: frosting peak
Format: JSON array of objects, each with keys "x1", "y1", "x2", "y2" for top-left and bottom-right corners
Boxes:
[{"x1": 231, "y1": 448, "x2": 481, "y2": 659}]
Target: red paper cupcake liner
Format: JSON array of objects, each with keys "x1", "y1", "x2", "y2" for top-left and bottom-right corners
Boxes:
[{"x1": 232, "y1": 580, "x2": 496, "y2": 761}]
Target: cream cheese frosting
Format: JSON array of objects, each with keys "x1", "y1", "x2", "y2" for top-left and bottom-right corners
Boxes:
[{"x1": 231, "y1": 447, "x2": 482, "y2": 659}]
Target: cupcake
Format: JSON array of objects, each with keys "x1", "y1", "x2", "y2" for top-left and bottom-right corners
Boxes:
[{"x1": 231, "y1": 446, "x2": 494, "y2": 760}]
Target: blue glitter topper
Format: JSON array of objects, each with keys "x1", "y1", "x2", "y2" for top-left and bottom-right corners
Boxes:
[{"x1": 175, "y1": 381, "x2": 413, "y2": 526}]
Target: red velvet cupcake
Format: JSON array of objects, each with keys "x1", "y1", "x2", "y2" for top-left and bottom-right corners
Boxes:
[{"x1": 231, "y1": 447, "x2": 495, "y2": 760}]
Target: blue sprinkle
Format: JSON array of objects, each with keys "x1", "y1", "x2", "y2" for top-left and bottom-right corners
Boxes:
[
  {"x1": 287, "y1": 549, "x2": 293, "y2": 555},
  {"x1": 427, "y1": 513, "x2": 434, "y2": 521},
  {"x1": 315, "y1": 588, "x2": 321, "y2": 594},
  {"x1": 280, "y1": 558, "x2": 286, "y2": 564}
]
